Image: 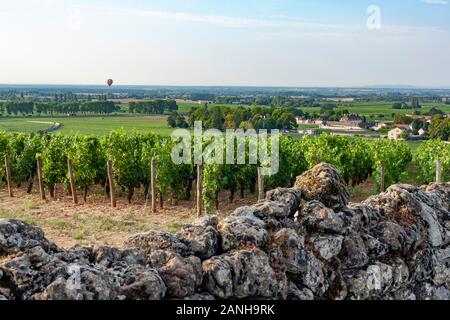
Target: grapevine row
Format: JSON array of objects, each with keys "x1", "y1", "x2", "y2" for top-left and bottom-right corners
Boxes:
[{"x1": 0, "y1": 131, "x2": 413, "y2": 212}]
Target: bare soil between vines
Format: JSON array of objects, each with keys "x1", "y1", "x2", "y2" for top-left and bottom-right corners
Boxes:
[
  {"x1": 0, "y1": 177, "x2": 376, "y2": 249},
  {"x1": 0, "y1": 185, "x2": 258, "y2": 249}
]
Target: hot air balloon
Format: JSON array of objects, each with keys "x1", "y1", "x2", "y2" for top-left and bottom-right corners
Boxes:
[{"x1": 107, "y1": 79, "x2": 113, "y2": 87}]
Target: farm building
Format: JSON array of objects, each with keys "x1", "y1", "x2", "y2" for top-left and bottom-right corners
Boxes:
[
  {"x1": 340, "y1": 114, "x2": 363, "y2": 123},
  {"x1": 388, "y1": 127, "x2": 407, "y2": 140},
  {"x1": 418, "y1": 128, "x2": 428, "y2": 137}
]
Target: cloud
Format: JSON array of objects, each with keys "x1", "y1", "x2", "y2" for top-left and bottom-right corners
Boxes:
[
  {"x1": 421, "y1": 0, "x2": 448, "y2": 5},
  {"x1": 9, "y1": 1, "x2": 449, "y2": 39},
  {"x1": 71, "y1": 4, "x2": 448, "y2": 37}
]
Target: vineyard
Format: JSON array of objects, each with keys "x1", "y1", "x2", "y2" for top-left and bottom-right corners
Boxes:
[{"x1": 0, "y1": 130, "x2": 435, "y2": 215}]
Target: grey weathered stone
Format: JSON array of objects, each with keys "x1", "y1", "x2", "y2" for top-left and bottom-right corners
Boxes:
[
  {"x1": 148, "y1": 250, "x2": 202, "y2": 298},
  {"x1": 217, "y1": 213, "x2": 268, "y2": 252},
  {"x1": 365, "y1": 262, "x2": 394, "y2": 296},
  {"x1": 124, "y1": 231, "x2": 190, "y2": 256},
  {"x1": 362, "y1": 233, "x2": 389, "y2": 258},
  {"x1": 177, "y1": 216, "x2": 219, "y2": 260},
  {"x1": 265, "y1": 188, "x2": 302, "y2": 217},
  {"x1": 183, "y1": 293, "x2": 215, "y2": 300},
  {"x1": 299, "y1": 201, "x2": 346, "y2": 234},
  {"x1": 294, "y1": 163, "x2": 349, "y2": 210},
  {"x1": 289, "y1": 249, "x2": 328, "y2": 296},
  {"x1": 224, "y1": 249, "x2": 287, "y2": 299},
  {"x1": 0, "y1": 219, "x2": 57, "y2": 254},
  {"x1": 252, "y1": 201, "x2": 292, "y2": 219},
  {"x1": 343, "y1": 269, "x2": 369, "y2": 300},
  {"x1": 370, "y1": 221, "x2": 408, "y2": 253},
  {"x1": 0, "y1": 245, "x2": 167, "y2": 301},
  {"x1": 312, "y1": 235, "x2": 344, "y2": 261},
  {"x1": 339, "y1": 234, "x2": 369, "y2": 269},
  {"x1": 287, "y1": 282, "x2": 314, "y2": 300},
  {"x1": 270, "y1": 228, "x2": 305, "y2": 275},
  {"x1": 202, "y1": 255, "x2": 233, "y2": 299},
  {"x1": 203, "y1": 249, "x2": 287, "y2": 299}
]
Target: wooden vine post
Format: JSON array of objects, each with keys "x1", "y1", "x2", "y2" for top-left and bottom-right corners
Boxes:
[
  {"x1": 107, "y1": 160, "x2": 117, "y2": 208},
  {"x1": 67, "y1": 159, "x2": 78, "y2": 204},
  {"x1": 380, "y1": 166, "x2": 386, "y2": 193},
  {"x1": 436, "y1": 160, "x2": 442, "y2": 184},
  {"x1": 36, "y1": 156, "x2": 46, "y2": 200},
  {"x1": 258, "y1": 167, "x2": 265, "y2": 201},
  {"x1": 197, "y1": 164, "x2": 203, "y2": 217},
  {"x1": 151, "y1": 158, "x2": 157, "y2": 213},
  {"x1": 4, "y1": 154, "x2": 13, "y2": 197}
]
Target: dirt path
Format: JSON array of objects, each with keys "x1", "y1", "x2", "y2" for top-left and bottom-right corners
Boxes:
[{"x1": 27, "y1": 121, "x2": 62, "y2": 132}]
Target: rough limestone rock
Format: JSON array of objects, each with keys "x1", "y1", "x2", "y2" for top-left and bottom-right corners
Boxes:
[
  {"x1": 264, "y1": 188, "x2": 302, "y2": 217},
  {"x1": 217, "y1": 212, "x2": 268, "y2": 252},
  {"x1": 0, "y1": 245, "x2": 166, "y2": 300},
  {"x1": 287, "y1": 282, "x2": 314, "y2": 300},
  {"x1": 299, "y1": 201, "x2": 346, "y2": 234},
  {"x1": 202, "y1": 256, "x2": 234, "y2": 299},
  {"x1": 252, "y1": 201, "x2": 293, "y2": 219},
  {"x1": 1, "y1": 162, "x2": 450, "y2": 300},
  {"x1": 270, "y1": 228, "x2": 305, "y2": 275},
  {"x1": 183, "y1": 293, "x2": 215, "y2": 300},
  {"x1": 339, "y1": 234, "x2": 369, "y2": 269},
  {"x1": 124, "y1": 231, "x2": 189, "y2": 256},
  {"x1": 0, "y1": 219, "x2": 56, "y2": 254},
  {"x1": 148, "y1": 250, "x2": 202, "y2": 298},
  {"x1": 294, "y1": 163, "x2": 349, "y2": 210},
  {"x1": 312, "y1": 235, "x2": 344, "y2": 261},
  {"x1": 202, "y1": 249, "x2": 288, "y2": 299},
  {"x1": 224, "y1": 249, "x2": 287, "y2": 299},
  {"x1": 365, "y1": 184, "x2": 444, "y2": 247},
  {"x1": 177, "y1": 216, "x2": 219, "y2": 260}
]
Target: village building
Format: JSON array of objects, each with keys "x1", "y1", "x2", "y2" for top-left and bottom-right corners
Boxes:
[
  {"x1": 388, "y1": 127, "x2": 407, "y2": 140},
  {"x1": 340, "y1": 114, "x2": 363, "y2": 123},
  {"x1": 372, "y1": 122, "x2": 387, "y2": 131},
  {"x1": 418, "y1": 128, "x2": 428, "y2": 137}
]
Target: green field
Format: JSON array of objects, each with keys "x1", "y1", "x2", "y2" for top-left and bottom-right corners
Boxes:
[
  {"x1": 0, "y1": 116, "x2": 175, "y2": 136},
  {"x1": 0, "y1": 120, "x2": 51, "y2": 132},
  {"x1": 299, "y1": 102, "x2": 450, "y2": 120}
]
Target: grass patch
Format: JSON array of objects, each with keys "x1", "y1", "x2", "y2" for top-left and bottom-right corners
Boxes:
[
  {"x1": 166, "y1": 221, "x2": 183, "y2": 233},
  {"x1": 45, "y1": 219, "x2": 71, "y2": 230},
  {"x1": 73, "y1": 228, "x2": 86, "y2": 241},
  {"x1": 0, "y1": 208, "x2": 37, "y2": 226},
  {"x1": 22, "y1": 199, "x2": 38, "y2": 211}
]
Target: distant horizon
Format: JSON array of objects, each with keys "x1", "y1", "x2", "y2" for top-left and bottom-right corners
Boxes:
[{"x1": 0, "y1": 83, "x2": 450, "y2": 91}]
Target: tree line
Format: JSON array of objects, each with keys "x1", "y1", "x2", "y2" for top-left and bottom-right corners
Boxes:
[
  {"x1": 0, "y1": 101, "x2": 120, "y2": 115},
  {"x1": 169, "y1": 105, "x2": 298, "y2": 131},
  {"x1": 128, "y1": 100, "x2": 178, "y2": 114}
]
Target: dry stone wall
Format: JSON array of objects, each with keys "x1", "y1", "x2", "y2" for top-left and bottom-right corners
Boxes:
[{"x1": 1, "y1": 163, "x2": 449, "y2": 300}]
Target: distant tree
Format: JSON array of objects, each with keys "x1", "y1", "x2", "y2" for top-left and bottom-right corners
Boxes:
[
  {"x1": 176, "y1": 115, "x2": 189, "y2": 128},
  {"x1": 277, "y1": 112, "x2": 297, "y2": 130},
  {"x1": 429, "y1": 118, "x2": 450, "y2": 141},
  {"x1": 167, "y1": 112, "x2": 178, "y2": 128},
  {"x1": 411, "y1": 97, "x2": 421, "y2": 109},
  {"x1": 392, "y1": 102, "x2": 402, "y2": 110},
  {"x1": 411, "y1": 118, "x2": 429, "y2": 135},
  {"x1": 394, "y1": 114, "x2": 413, "y2": 125}
]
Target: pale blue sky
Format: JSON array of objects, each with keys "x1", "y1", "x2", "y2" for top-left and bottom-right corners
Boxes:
[{"x1": 0, "y1": 0, "x2": 449, "y2": 87}]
